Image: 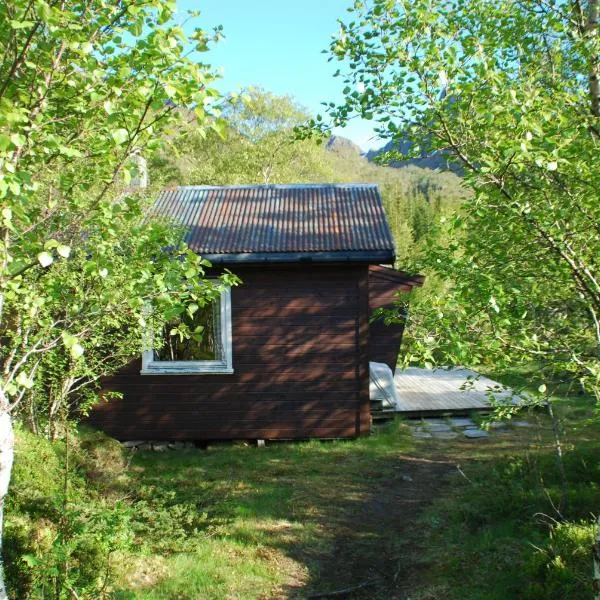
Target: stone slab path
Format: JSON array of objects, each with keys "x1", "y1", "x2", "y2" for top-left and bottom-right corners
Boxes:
[{"x1": 408, "y1": 416, "x2": 523, "y2": 440}]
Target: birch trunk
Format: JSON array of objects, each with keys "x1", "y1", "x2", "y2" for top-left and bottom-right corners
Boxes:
[
  {"x1": 588, "y1": 0, "x2": 599, "y2": 118},
  {"x1": 592, "y1": 517, "x2": 600, "y2": 600},
  {"x1": 0, "y1": 410, "x2": 14, "y2": 600},
  {"x1": 589, "y1": 2, "x2": 600, "y2": 596},
  {"x1": 595, "y1": 517, "x2": 600, "y2": 599}
]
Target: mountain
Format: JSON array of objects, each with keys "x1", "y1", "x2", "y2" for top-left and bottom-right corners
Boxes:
[
  {"x1": 365, "y1": 139, "x2": 461, "y2": 173},
  {"x1": 326, "y1": 134, "x2": 462, "y2": 174},
  {"x1": 325, "y1": 135, "x2": 364, "y2": 158}
]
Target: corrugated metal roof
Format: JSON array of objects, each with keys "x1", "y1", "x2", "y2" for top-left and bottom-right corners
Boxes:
[{"x1": 153, "y1": 184, "x2": 396, "y2": 264}]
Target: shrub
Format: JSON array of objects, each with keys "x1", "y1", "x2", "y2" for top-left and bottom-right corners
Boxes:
[
  {"x1": 525, "y1": 521, "x2": 595, "y2": 600},
  {"x1": 5, "y1": 427, "x2": 133, "y2": 599}
]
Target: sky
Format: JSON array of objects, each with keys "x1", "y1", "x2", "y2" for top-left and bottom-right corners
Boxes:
[{"x1": 177, "y1": 0, "x2": 382, "y2": 151}]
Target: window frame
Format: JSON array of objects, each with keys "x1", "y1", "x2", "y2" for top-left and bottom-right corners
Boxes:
[{"x1": 140, "y1": 286, "x2": 233, "y2": 375}]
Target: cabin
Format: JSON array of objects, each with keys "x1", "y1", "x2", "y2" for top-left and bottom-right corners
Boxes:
[{"x1": 88, "y1": 184, "x2": 423, "y2": 441}]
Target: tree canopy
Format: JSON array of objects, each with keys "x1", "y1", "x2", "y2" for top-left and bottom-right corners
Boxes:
[
  {"x1": 324, "y1": 0, "x2": 600, "y2": 400},
  {"x1": 0, "y1": 2, "x2": 237, "y2": 593}
]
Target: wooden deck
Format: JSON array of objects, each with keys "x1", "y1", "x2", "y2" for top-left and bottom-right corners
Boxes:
[{"x1": 393, "y1": 367, "x2": 517, "y2": 416}]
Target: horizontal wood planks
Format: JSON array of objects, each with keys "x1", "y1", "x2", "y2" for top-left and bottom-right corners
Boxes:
[
  {"x1": 368, "y1": 265, "x2": 414, "y2": 372},
  {"x1": 89, "y1": 264, "x2": 370, "y2": 441}
]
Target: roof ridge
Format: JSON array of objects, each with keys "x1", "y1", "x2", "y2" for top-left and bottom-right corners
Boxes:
[{"x1": 170, "y1": 183, "x2": 379, "y2": 191}]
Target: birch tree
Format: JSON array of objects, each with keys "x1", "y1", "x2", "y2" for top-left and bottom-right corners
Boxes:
[
  {"x1": 324, "y1": 0, "x2": 599, "y2": 399},
  {"x1": 325, "y1": 0, "x2": 599, "y2": 593},
  {"x1": 0, "y1": 1, "x2": 224, "y2": 596},
  {"x1": 153, "y1": 87, "x2": 337, "y2": 185}
]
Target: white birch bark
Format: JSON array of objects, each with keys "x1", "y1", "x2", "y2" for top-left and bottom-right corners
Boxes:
[
  {"x1": 589, "y1": 3, "x2": 599, "y2": 596},
  {"x1": 595, "y1": 519, "x2": 600, "y2": 600},
  {"x1": 0, "y1": 410, "x2": 14, "y2": 600},
  {"x1": 588, "y1": 0, "x2": 600, "y2": 117}
]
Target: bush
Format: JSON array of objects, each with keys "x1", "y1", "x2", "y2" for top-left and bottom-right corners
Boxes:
[
  {"x1": 525, "y1": 521, "x2": 595, "y2": 600},
  {"x1": 5, "y1": 426, "x2": 133, "y2": 599}
]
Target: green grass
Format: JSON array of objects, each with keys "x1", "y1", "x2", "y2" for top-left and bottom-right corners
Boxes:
[
  {"x1": 5, "y1": 370, "x2": 600, "y2": 599},
  {"x1": 113, "y1": 541, "x2": 288, "y2": 600},
  {"x1": 6, "y1": 420, "x2": 417, "y2": 598},
  {"x1": 404, "y1": 367, "x2": 600, "y2": 600}
]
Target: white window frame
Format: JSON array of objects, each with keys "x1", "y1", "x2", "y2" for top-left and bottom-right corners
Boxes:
[{"x1": 141, "y1": 286, "x2": 233, "y2": 375}]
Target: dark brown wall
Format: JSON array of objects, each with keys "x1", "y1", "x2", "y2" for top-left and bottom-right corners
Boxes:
[
  {"x1": 368, "y1": 266, "x2": 422, "y2": 372},
  {"x1": 88, "y1": 264, "x2": 371, "y2": 441}
]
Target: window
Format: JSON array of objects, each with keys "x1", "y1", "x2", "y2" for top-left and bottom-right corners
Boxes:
[{"x1": 141, "y1": 287, "x2": 233, "y2": 375}]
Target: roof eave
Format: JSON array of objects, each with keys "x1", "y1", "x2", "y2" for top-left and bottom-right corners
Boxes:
[
  {"x1": 201, "y1": 250, "x2": 396, "y2": 265},
  {"x1": 369, "y1": 264, "x2": 425, "y2": 287}
]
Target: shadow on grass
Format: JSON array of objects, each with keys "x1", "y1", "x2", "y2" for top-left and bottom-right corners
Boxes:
[
  {"x1": 117, "y1": 419, "x2": 458, "y2": 598},
  {"x1": 108, "y1": 393, "x2": 600, "y2": 599}
]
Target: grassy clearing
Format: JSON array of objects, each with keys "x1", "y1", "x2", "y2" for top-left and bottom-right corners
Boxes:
[
  {"x1": 401, "y1": 366, "x2": 600, "y2": 600},
  {"x1": 5, "y1": 369, "x2": 600, "y2": 599},
  {"x1": 6, "y1": 419, "x2": 419, "y2": 598}
]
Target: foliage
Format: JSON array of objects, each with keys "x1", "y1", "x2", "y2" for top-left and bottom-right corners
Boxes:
[
  {"x1": 417, "y1": 417, "x2": 599, "y2": 599},
  {"x1": 323, "y1": 0, "x2": 600, "y2": 401},
  {"x1": 0, "y1": 1, "x2": 238, "y2": 430},
  {"x1": 0, "y1": 3, "x2": 241, "y2": 594},
  {"x1": 526, "y1": 521, "x2": 596, "y2": 599},
  {"x1": 6, "y1": 383, "x2": 600, "y2": 599},
  {"x1": 151, "y1": 86, "x2": 338, "y2": 185},
  {"x1": 5, "y1": 426, "x2": 134, "y2": 598}
]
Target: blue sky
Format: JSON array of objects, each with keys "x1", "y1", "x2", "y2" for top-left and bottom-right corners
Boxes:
[{"x1": 177, "y1": 0, "x2": 381, "y2": 151}]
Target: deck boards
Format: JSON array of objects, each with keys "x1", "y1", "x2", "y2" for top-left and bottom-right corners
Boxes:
[{"x1": 394, "y1": 367, "x2": 517, "y2": 415}]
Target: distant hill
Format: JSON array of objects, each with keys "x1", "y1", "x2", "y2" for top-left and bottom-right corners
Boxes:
[
  {"x1": 365, "y1": 139, "x2": 462, "y2": 173},
  {"x1": 326, "y1": 134, "x2": 462, "y2": 174},
  {"x1": 325, "y1": 135, "x2": 363, "y2": 158}
]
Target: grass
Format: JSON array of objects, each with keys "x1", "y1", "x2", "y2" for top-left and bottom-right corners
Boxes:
[
  {"x1": 402, "y1": 365, "x2": 600, "y2": 600},
  {"x1": 114, "y1": 424, "x2": 418, "y2": 598},
  {"x1": 5, "y1": 367, "x2": 600, "y2": 599}
]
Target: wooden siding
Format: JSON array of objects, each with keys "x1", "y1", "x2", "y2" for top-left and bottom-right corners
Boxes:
[
  {"x1": 368, "y1": 266, "x2": 423, "y2": 372},
  {"x1": 88, "y1": 265, "x2": 370, "y2": 441}
]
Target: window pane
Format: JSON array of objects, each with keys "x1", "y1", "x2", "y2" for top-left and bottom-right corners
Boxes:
[{"x1": 154, "y1": 300, "x2": 220, "y2": 361}]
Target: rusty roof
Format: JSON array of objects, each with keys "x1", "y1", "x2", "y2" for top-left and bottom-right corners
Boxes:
[{"x1": 154, "y1": 184, "x2": 396, "y2": 264}]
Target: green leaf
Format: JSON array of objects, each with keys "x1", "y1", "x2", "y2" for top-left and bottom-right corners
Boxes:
[
  {"x1": 34, "y1": 0, "x2": 52, "y2": 21},
  {"x1": 37, "y1": 252, "x2": 53, "y2": 267},
  {"x1": 22, "y1": 554, "x2": 39, "y2": 567},
  {"x1": 70, "y1": 343, "x2": 85, "y2": 359},
  {"x1": 212, "y1": 118, "x2": 228, "y2": 139},
  {"x1": 59, "y1": 145, "x2": 83, "y2": 158},
  {"x1": 16, "y1": 371, "x2": 34, "y2": 389},
  {"x1": 111, "y1": 128, "x2": 129, "y2": 145},
  {"x1": 9, "y1": 20, "x2": 35, "y2": 29},
  {"x1": 10, "y1": 133, "x2": 26, "y2": 148},
  {"x1": 164, "y1": 84, "x2": 177, "y2": 98}
]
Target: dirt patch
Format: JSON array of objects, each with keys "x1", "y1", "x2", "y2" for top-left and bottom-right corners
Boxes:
[
  {"x1": 292, "y1": 455, "x2": 455, "y2": 599},
  {"x1": 120, "y1": 554, "x2": 169, "y2": 590}
]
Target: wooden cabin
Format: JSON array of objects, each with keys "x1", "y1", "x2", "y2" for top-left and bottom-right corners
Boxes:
[{"x1": 88, "y1": 184, "x2": 423, "y2": 441}]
